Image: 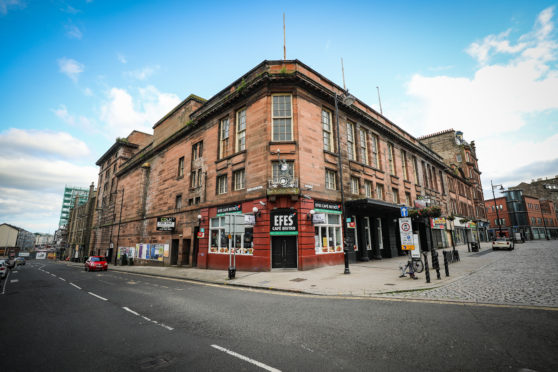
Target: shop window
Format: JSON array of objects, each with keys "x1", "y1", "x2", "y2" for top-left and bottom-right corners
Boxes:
[
  {"x1": 209, "y1": 216, "x2": 253, "y2": 255},
  {"x1": 314, "y1": 213, "x2": 342, "y2": 253}
]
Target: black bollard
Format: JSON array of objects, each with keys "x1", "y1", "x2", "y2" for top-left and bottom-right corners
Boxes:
[
  {"x1": 423, "y1": 252, "x2": 430, "y2": 283},
  {"x1": 343, "y1": 249, "x2": 350, "y2": 274},
  {"x1": 444, "y1": 252, "x2": 450, "y2": 277}
]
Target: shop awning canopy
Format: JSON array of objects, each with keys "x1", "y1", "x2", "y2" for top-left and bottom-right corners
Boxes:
[{"x1": 346, "y1": 198, "x2": 403, "y2": 216}]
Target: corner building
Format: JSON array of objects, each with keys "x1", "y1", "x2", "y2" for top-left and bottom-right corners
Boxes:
[{"x1": 91, "y1": 60, "x2": 479, "y2": 271}]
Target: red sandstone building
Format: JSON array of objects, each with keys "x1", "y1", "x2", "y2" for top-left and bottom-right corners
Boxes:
[{"x1": 90, "y1": 60, "x2": 482, "y2": 271}]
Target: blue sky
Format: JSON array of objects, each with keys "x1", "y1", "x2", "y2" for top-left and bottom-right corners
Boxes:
[{"x1": 1, "y1": 0, "x2": 557, "y2": 233}]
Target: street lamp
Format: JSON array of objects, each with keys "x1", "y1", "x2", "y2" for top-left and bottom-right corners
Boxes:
[
  {"x1": 490, "y1": 180, "x2": 504, "y2": 238},
  {"x1": 334, "y1": 90, "x2": 355, "y2": 275}
]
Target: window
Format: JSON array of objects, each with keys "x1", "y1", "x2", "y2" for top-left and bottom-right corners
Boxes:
[
  {"x1": 466, "y1": 152, "x2": 470, "y2": 162},
  {"x1": 392, "y1": 188, "x2": 399, "y2": 203},
  {"x1": 351, "y1": 176, "x2": 360, "y2": 195},
  {"x1": 401, "y1": 150, "x2": 408, "y2": 180},
  {"x1": 376, "y1": 184, "x2": 384, "y2": 200},
  {"x1": 178, "y1": 157, "x2": 184, "y2": 178},
  {"x1": 314, "y1": 213, "x2": 342, "y2": 253},
  {"x1": 233, "y1": 169, "x2": 245, "y2": 190},
  {"x1": 195, "y1": 196, "x2": 200, "y2": 204},
  {"x1": 236, "y1": 109, "x2": 246, "y2": 152},
  {"x1": 191, "y1": 169, "x2": 202, "y2": 188},
  {"x1": 413, "y1": 156, "x2": 420, "y2": 185},
  {"x1": 217, "y1": 174, "x2": 228, "y2": 195},
  {"x1": 192, "y1": 141, "x2": 203, "y2": 160},
  {"x1": 272, "y1": 161, "x2": 294, "y2": 183},
  {"x1": 388, "y1": 143, "x2": 395, "y2": 175},
  {"x1": 364, "y1": 180, "x2": 372, "y2": 198},
  {"x1": 219, "y1": 117, "x2": 230, "y2": 159},
  {"x1": 322, "y1": 109, "x2": 334, "y2": 152},
  {"x1": 358, "y1": 128, "x2": 368, "y2": 165},
  {"x1": 209, "y1": 217, "x2": 254, "y2": 255},
  {"x1": 456, "y1": 154, "x2": 462, "y2": 162},
  {"x1": 439, "y1": 170, "x2": 445, "y2": 193},
  {"x1": 272, "y1": 94, "x2": 292, "y2": 141},
  {"x1": 405, "y1": 192, "x2": 411, "y2": 206},
  {"x1": 346, "y1": 122, "x2": 355, "y2": 160},
  {"x1": 113, "y1": 164, "x2": 116, "y2": 173},
  {"x1": 371, "y1": 134, "x2": 379, "y2": 168},
  {"x1": 175, "y1": 194, "x2": 182, "y2": 210},
  {"x1": 325, "y1": 169, "x2": 337, "y2": 190}
]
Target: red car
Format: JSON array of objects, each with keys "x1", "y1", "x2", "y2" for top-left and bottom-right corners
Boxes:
[{"x1": 85, "y1": 256, "x2": 108, "y2": 272}]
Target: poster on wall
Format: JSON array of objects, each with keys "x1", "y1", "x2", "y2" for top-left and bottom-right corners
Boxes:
[{"x1": 164, "y1": 245, "x2": 169, "y2": 258}]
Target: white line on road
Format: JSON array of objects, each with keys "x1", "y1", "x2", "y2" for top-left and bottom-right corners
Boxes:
[
  {"x1": 50, "y1": 274, "x2": 56, "y2": 277},
  {"x1": 160, "y1": 324, "x2": 174, "y2": 331},
  {"x1": 1, "y1": 271, "x2": 10, "y2": 294},
  {"x1": 58, "y1": 277, "x2": 66, "y2": 281},
  {"x1": 10, "y1": 279, "x2": 19, "y2": 283},
  {"x1": 142, "y1": 316, "x2": 151, "y2": 321},
  {"x1": 122, "y1": 307, "x2": 140, "y2": 316},
  {"x1": 211, "y1": 344, "x2": 281, "y2": 372},
  {"x1": 70, "y1": 283, "x2": 81, "y2": 290},
  {"x1": 88, "y1": 292, "x2": 108, "y2": 301}
]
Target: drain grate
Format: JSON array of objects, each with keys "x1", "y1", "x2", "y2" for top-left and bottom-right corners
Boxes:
[
  {"x1": 139, "y1": 354, "x2": 173, "y2": 370},
  {"x1": 384, "y1": 283, "x2": 395, "y2": 286},
  {"x1": 290, "y1": 278, "x2": 307, "y2": 282}
]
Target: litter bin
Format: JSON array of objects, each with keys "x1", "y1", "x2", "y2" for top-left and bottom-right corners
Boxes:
[{"x1": 471, "y1": 242, "x2": 479, "y2": 252}]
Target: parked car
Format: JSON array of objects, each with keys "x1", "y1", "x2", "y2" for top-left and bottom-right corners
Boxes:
[
  {"x1": 15, "y1": 257, "x2": 25, "y2": 266},
  {"x1": 85, "y1": 256, "x2": 108, "y2": 272},
  {"x1": 492, "y1": 237, "x2": 514, "y2": 251},
  {"x1": 0, "y1": 260, "x2": 8, "y2": 279}
]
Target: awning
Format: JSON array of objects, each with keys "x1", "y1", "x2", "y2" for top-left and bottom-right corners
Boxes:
[{"x1": 346, "y1": 198, "x2": 402, "y2": 216}]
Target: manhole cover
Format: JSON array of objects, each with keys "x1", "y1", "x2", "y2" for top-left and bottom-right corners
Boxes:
[
  {"x1": 384, "y1": 283, "x2": 395, "y2": 286},
  {"x1": 139, "y1": 354, "x2": 173, "y2": 370},
  {"x1": 290, "y1": 278, "x2": 307, "y2": 282}
]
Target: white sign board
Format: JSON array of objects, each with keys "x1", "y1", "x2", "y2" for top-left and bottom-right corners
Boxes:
[
  {"x1": 224, "y1": 214, "x2": 246, "y2": 234},
  {"x1": 399, "y1": 218, "x2": 413, "y2": 246},
  {"x1": 36, "y1": 252, "x2": 47, "y2": 260},
  {"x1": 411, "y1": 234, "x2": 421, "y2": 258},
  {"x1": 312, "y1": 213, "x2": 326, "y2": 224}
]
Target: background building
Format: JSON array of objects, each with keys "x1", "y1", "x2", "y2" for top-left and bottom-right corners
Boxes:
[
  {"x1": 0, "y1": 223, "x2": 35, "y2": 256},
  {"x1": 66, "y1": 182, "x2": 97, "y2": 261},
  {"x1": 59, "y1": 185, "x2": 90, "y2": 228}
]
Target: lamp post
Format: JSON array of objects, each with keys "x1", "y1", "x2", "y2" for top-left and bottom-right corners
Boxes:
[
  {"x1": 490, "y1": 180, "x2": 504, "y2": 238},
  {"x1": 334, "y1": 90, "x2": 355, "y2": 275},
  {"x1": 112, "y1": 189, "x2": 125, "y2": 265}
]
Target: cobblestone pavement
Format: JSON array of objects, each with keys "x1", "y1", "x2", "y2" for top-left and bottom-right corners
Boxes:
[{"x1": 389, "y1": 240, "x2": 558, "y2": 307}]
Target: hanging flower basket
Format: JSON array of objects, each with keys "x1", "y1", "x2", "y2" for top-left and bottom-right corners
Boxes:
[{"x1": 409, "y1": 206, "x2": 442, "y2": 220}]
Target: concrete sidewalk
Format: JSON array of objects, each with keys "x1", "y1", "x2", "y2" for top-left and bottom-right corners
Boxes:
[{"x1": 63, "y1": 242, "x2": 501, "y2": 297}]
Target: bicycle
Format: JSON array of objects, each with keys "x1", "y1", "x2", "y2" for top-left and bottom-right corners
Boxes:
[{"x1": 399, "y1": 257, "x2": 422, "y2": 279}]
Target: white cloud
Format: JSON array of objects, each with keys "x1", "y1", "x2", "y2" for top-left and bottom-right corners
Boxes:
[
  {"x1": 0, "y1": 128, "x2": 98, "y2": 232},
  {"x1": 83, "y1": 87, "x2": 93, "y2": 96},
  {"x1": 125, "y1": 65, "x2": 159, "y2": 80},
  {"x1": 0, "y1": 0, "x2": 25, "y2": 15},
  {"x1": 58, "y1": 57, "x2": 84, "y2": 82},
  {"x1": 117, "y1": 53, "x2": 127, "y2": 64},
  {"x1": 52, "y1": 104, "x2": 96, "y2": 133},
  {"x1": 65, "y1": 24, "x2": 83, "y2": 39},
  {"x1": 0, "y1": 128, "x2": 91, "y2": 158},
  {"x1": 392, "y1": 6, "x2": 558, "y2": 140},
  {"x1": 100, "y1": 85, "x2": 180, "y2": 138}
]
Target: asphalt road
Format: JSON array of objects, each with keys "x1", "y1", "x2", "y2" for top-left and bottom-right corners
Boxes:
[{"x1": 1, "y1": 261, "x2": 557, "y2": 371}]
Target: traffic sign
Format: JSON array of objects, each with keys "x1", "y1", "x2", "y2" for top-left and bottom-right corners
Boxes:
[{"x1": 400, "y1": 206, "x2": 408, "y2": 217}]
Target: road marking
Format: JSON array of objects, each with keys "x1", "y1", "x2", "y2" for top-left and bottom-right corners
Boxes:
[
  {"x1": 58, "y1": 277, "x2": 66, "y2": 281},
  {"x1": 211, "y1": 344, "x2": 281, "y2": 372},
  {"x1": 50, "y1": 274, "x2": 56, "y2": 277},
  {"x1": 70, "y1": 283, "x2": 81, "y2": 290},
  {"x1": 1, "y1": 271, "x2": 10, "y2": 294},
  {"x1": 160, "y1": 324, "x2": 174, "y2": 331},
  {"x1": 142, "y1": 316, "x2": 151, "y2": 321},
  {"x1": 88, "y1": 292, "x2": 108, "y2": 301},
  {"x1": 10, "y1": 279, "x2": 19, "y2": 283},
  {"x1": 123, "y1": 307, "x2": 140, "y2": 316}
]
